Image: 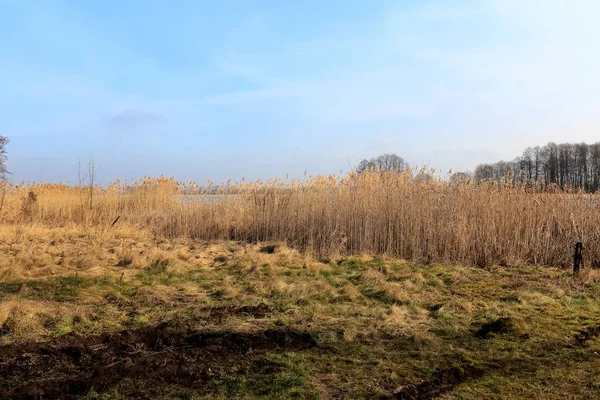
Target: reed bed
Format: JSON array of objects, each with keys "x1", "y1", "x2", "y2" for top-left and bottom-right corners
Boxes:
[{"x1": 1, "y1": 170, "x2": 599, "y2": 268}]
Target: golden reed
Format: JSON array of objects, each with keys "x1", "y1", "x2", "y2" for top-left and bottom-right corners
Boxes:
[{"x1": 1, "y1": 169, "x2": 598, "y2": 268}]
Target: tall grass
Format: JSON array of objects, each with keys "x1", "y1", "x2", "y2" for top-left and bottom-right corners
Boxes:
[{"x1": 1, "y1": 170, "x2": 599, "y2": 268}]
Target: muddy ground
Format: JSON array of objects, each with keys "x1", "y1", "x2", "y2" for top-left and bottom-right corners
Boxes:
[{"x1": 0, "y1": 324, "x2": 316, "y2": 399}]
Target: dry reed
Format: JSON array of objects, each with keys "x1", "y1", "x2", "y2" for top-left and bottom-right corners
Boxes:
[{"x1": 1, "y1": 170, "x2": 598, "y2": 268}]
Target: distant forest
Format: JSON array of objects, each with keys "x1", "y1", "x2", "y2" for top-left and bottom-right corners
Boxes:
[
  {"x1": 467, "y1": 142, "x2": 600, "y2": 192},
  {"x1": 357, "y1": 144, "x2": 600, "y2": 193}
]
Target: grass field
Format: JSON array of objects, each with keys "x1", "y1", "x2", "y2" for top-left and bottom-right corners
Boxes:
[{"x1": 1, "y1": 224, "x2": 599, "y2": 399}]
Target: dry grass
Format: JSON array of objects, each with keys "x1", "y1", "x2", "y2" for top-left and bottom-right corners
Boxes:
[
  {"x1": 2, "y1": 170, "x2": 599, "y2": 268},
  {"x1": 0, "y1": 226, "x2": 598, "y2": 398}
]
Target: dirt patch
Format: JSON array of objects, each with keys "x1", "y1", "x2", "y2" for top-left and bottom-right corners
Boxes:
[
  {"x1": 574, "y1": 324, "x2": 600, "y2": 346},
  {"x1": 259, "y1": 244, "x2": 278, "y2": 254},
  {"x1": 393, "y1": 364, "x2": 489, "y2": 400},
  {"x1": 474, "y1": 317, "x2": 515, "y2": 339},
  {"x1": 426, "y1": 304, "x2": 443, "y2": 312},
  {"x1": 0, "y1": 323, "x2": 316, "y2": 399}
]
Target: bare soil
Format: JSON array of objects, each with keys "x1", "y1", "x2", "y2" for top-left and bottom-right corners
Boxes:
[{"x1": 0, "y1": 323, "x2": 316, "y2": 399}]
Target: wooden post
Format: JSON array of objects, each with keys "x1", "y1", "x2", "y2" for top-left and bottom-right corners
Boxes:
[{"x1": 573, "y1": 242, "x2": 584, "y2": 276}]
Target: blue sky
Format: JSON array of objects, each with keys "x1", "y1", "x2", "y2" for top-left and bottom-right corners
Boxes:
[{"x1": 2, "y1": 0, "x2": 600, "y2": 184}]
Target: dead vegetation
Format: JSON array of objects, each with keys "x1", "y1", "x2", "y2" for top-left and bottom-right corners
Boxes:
[{"x1": 1, "y1": 171, "x2": 600, "y2": 268}]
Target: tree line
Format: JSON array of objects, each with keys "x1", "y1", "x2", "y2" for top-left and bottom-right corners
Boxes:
[
  {"x1": 357, "y1": 153, "x2": 408, "y2": 174},
  {"x1": 5, "y1": 137, "x2": 600, "y2": 193},
  {"x1": 360, "y1": 144, "x2": 600, "y2": 193},
  {"x1": 467, "y1": 142, "x2": 600, "y2": 192}
]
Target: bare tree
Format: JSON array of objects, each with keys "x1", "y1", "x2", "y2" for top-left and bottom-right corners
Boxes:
[
  {"x1": 357, "y1": 159, "x2": 371, "y2": 174},
  {"x1": 450, "y1": 171, "x2": 471, "y2": 183},
  {"x1": 591, "y1": 143, "x2": 600, "y2": 192},
  {"x1": 0, "y1": 136, "x2": 8, "y2": 179},
  {"x1": 357, "y1": 153, "x2": 408, "y2": 174},
  {"x1": 493, "y1": 161, "x2": 512, "y2": 183},
  {"x1": 522, "y1": 148, "x2": 534, "y2": 181},
  {"x1": 78, "y1": 155, "x2": 98, "y2": 217},
  {"x1": 88, "y1": 155, "x2": 97, "y2": 210},
  {"x1": 474, "y1": 164, "x2": 494, "y2": 182},
  {"x1": 0, "y1": 136, "x2": 9, "y2": 215},
  {"x1": 474, "y1": 141, "x2": 600, "y2": 192},
  {"x1": 533, "y1": 146, "x2": 542, "y2": 182}
]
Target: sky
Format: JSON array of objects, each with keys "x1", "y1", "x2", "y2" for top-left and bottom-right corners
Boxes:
[{"x1": 1, "y1": 0, "x2": 600, "y2": 184}]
